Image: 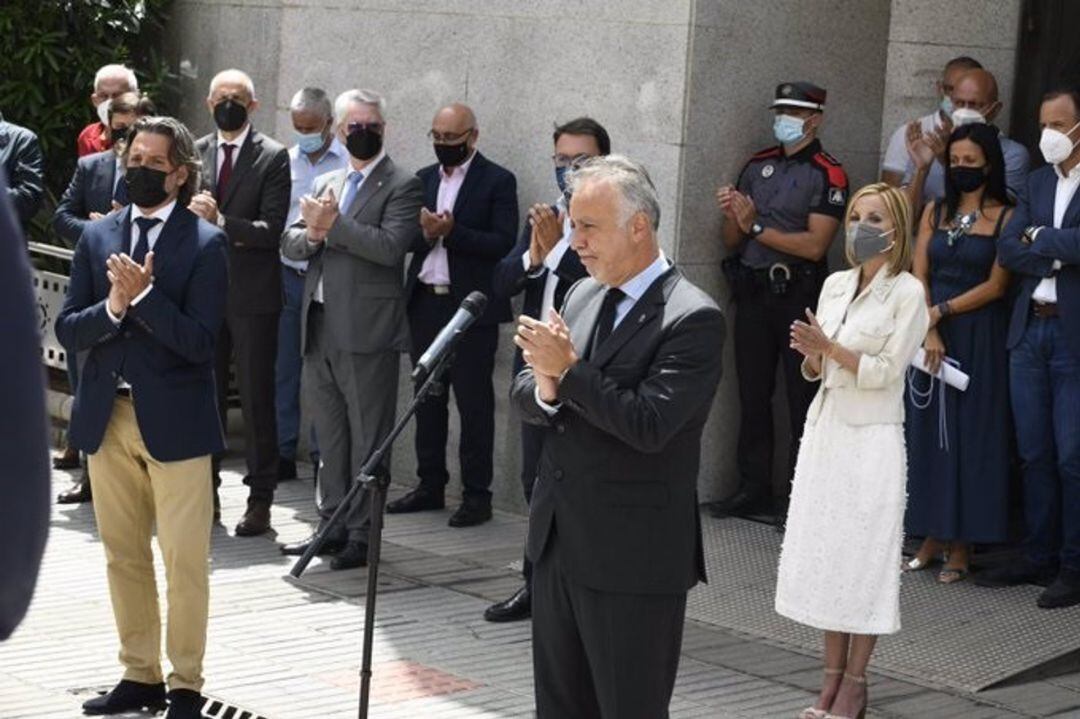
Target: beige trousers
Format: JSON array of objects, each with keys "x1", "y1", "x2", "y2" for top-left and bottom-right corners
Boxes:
[{"x1": 87, "y1": 397, "x2": 212, "y2": 692}]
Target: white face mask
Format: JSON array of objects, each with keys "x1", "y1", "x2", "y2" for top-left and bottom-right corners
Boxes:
[
  {"x1": 1040, "y1": 120, "x2": 1080, "y2": 166},
  {"x1": 951, "y1": 107, "x2": 986, "y2": 127},
  {"x1": 97, "y1": 98, "x2": 112, "y2": 127}
]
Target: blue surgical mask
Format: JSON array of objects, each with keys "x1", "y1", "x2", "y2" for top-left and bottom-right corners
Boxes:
[
  {"x1": 773, "y1": 114, "x2": 806, "y2": 145},
  {"x1": 940, "y1": 95, "x2": 954, "y2": 118},
  {"x1": 295, "y1": 131, "x2": 326, "y2": 155}
]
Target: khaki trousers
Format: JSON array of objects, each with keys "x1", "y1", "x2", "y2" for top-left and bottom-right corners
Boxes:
[{"x1": 87, "y1": 397, "x2": 212, "y2": 692}]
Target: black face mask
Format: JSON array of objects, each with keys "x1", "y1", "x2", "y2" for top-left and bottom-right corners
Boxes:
[
  {"x1": 125, "y1": 165, "x2": 171, "y2": 208},
  {"x1": 346, "y1": 126, "x2": 383, "y2": 161},
  {"x1": 213, "y1": 99, "x2": 248, "y2": 133},
  {"x1": 949, "y1": 165, "x2": 988, "y2": 193},
  {"x1": 110, "y1": 126, "x2": 131, "y2": 147},
  {"x1": 434, "y1": 141, "x2": 470, "y2": 168}
]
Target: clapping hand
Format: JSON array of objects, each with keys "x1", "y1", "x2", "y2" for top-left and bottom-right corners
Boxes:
[
  {"x1": 188, "y1": 190, "x2": 220, "y2": 225},
  {"x1": 790, "y1": 308, "x2": 831, "y2": 358},
  {"x1": 105, "y1": 251, "x2": 154, "y2": 316},
  {"x1": 905, "y1": 121, "x2": 935, "y2": 171},
  {"x1": 527, "y1": 203, "x2": 563, "y2": 267},
  {"x1": 515, "y1": 310, "x2": 578, "y2": 402},
  {"x1": 718, "y1": 188, "x2": 757, "y2": 234},
  {"x1": 300, "y1": 188, "x2": 338, "y2": 243},
  {"x1": 419, "y1": 207, "x2": 454, "y2": 242}
]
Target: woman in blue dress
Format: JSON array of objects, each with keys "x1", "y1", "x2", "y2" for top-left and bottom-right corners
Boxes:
[{"x1": 903, "y1": 122, "x2": 1014, "y2": 583}]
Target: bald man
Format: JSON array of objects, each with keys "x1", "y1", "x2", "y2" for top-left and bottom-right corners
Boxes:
[
  {"x1": 390, "y1": 103, "x2": 518, "y2": 527},
  {"x1": 78, "y1": 64, "x2": 139, "y2": 157},
  {"x1": 903, "y1": 67, "x2": 1030, "y2": 206},
  {"x1": 193, "y1": 69, "x2": 291, "y2": 537}
]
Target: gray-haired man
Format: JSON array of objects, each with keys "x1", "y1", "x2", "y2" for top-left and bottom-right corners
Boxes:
[
  {"x1": 276, "y1": 87, "x2": 349, "y2": 481},
  {"x1": 279, "y1": 89, "x2": 423, "y2": 570}
]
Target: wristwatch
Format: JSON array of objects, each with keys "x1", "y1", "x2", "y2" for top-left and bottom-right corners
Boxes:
[
  {"x1": 749, "y1": 222, "x2": 764, "y2": 238},
  {"x1": 1021, "y1": 225, "x2": 1042, "y2": 245}
]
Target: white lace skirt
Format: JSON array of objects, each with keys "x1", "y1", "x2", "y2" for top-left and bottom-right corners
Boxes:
[{"x1": 775, "y1": 390, "x2": 906, "y2": 635}]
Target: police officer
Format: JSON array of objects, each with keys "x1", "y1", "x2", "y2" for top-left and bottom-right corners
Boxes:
[{"x1": 712, "y1": 81, "x2": 848, "y2": 525}]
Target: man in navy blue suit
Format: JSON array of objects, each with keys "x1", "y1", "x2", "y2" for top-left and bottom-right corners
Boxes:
[
  {"x1": 988, "y1": 86, "x2": 1080, "y2": 610},
  {"x1": 52, "y1": 91, "x2": 155, "y2": 504},
  {"x1": 0, "y1": 168, "x2": 50, "y2": 642},
  {"x1": 388, "y1": 103, "x2": 518, "y2": 527},
  {"x1": 483, "y1": 117, "x2": 607, "y2": 622},
  {"x1": 56, "y1": 116, "x2": 228, "y2": 719}
]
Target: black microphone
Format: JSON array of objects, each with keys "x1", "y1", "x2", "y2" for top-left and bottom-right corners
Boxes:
[{"x1": 411, "y1": 291, "x2": 487, "y2": 383}]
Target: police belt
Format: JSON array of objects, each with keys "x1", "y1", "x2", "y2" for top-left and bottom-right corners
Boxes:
[{"x1": 743, "y1": 261, "x2": 819, "y2": 283}]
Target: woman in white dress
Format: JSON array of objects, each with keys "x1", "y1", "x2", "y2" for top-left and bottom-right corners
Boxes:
[{"x1": 776, "y1": 183, "x2": 929, "y2": 719}]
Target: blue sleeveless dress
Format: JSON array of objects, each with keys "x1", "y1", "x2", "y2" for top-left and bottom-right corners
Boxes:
[{"x1": 904, "y1": 206, "x2": 1011, "y2": 543}]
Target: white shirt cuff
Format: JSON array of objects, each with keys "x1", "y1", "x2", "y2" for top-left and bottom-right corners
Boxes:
[
  {"x1": 544, "y1": 239, "x2": 571, "y2": 272},
  {"x1": 105, "y1": 302, "x2": 124, "y2": 325},
  {"x1": 534, "y1": 385, "x2": 561, "y2": 416},
  {"x1": 130, "y1": 284, "x2": 153, "y2": 306}
]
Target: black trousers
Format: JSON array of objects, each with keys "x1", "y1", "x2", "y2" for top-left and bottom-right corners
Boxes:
[
  {"x1": 213, "y1": 311, "x2": 279, "y2": 497},
  {"x1": 408, "y1": 290, "x2": 498, "y2": 501},
  {"x1": 533, "y1": 532, "x2": 686, "y2": 719},
  {"x1": 733, "y1": 275, "x2": 820, "y2": 501},
  {"x1": 519, "y1": 420, "x2": 545, "y2": 583}
]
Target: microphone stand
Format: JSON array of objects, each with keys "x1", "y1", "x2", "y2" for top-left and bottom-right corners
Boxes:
[{"x1": 289, "y1": 338, "x2": 458, "y2": 719}]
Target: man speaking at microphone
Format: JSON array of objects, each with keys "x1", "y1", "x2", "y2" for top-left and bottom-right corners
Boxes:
[
  {"x1": 280, "y1": 89, "x2": 423, "y2": 570},
  {"x1": 512, "y1": 155, "x2": 725, "y2": 718}
]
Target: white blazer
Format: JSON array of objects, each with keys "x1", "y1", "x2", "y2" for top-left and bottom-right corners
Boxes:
[{"x1": 802, "y1": 265, "x2": 929, "y2": 426}]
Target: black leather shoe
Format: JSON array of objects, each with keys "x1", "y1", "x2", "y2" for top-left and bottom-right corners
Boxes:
[
  {"x1": 974, "y1": 560, "x2": 1058, "y2": 588},
  {"x1": 57, "y1": 471, "x2": 92, "y2": 504},
  {"x1": 707, "y1": 488, "x2": 769, "y2": 518},
  {"x1": 448, "y1": 500, "x2": 492, "y2": 528},
  {"x1": 1037, "y1": 569, "x2": 1080, "y2": 609},
  {"x1": 484, "y1": 585, "x2": 531, "y2": 622},
  {"x1": 278, "y1": 457, "x2": 298, "y2": 481},
  {"x1": 279, "y1": 533, "x2": 346, "y2": 556},
  {"x1": 330, "y1": 541, "x2": 368, "y2": 570},
  {"x1": 164, "y1": 688, "x2": 204, "y2": 718},
  {"x1": 386, "y1": 487, "x2": 445, "y2": 514},
  {"x1": 234, "y1": 496, "x2": 272, "y2": 536},
  {"x1": 82, "y1": 679, "x2": 166, "y2": 715},
  {"x1": 53, "y1": 447, "x2": 81, "y2": 470}
]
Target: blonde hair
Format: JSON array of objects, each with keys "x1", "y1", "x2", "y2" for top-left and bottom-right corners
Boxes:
[{"x1": 843, "y1": 182, "x2": 913, "y2": 275}]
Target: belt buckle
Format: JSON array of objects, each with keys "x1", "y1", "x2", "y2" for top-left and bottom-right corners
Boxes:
[{"x1": 432, "y1": 284, "x2": 451, "y2": 296}]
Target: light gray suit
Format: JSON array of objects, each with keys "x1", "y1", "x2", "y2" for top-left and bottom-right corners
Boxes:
[{"x1": 281, "y1": 155, "x2": 423, "y2": 541}]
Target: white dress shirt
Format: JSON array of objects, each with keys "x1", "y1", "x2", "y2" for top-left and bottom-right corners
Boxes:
[
  {"x1": 1032, "y1": 162, "x2": 1080, "y2": 303},
  {"x1": 313, "y1": 152, "x2": 387, "y2": 303},
  {"x1": 418, "y1": 152, "x2": 476, "y2": 286},
  {"x1": 534, "y1": 252, "x2": 670, "y2": 413}
]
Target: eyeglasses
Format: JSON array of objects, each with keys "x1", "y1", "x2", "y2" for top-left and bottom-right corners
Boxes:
[
  {"x1": 552, "y1": 153, "x2": 591, "y2": 169},
  {"x1": 428, "y1": 127, "x2": 474, "y2": 143},
  {"x1": 347, "y1": 122, "x2": 384, "y2": 133}
]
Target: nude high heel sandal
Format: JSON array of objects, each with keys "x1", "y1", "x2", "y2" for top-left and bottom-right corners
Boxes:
[{"x1": 798, "y1": 668, "x2": 843, "y2": 719}]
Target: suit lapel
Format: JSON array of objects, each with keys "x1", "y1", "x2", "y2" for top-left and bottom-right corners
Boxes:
[
  {"x1": 110, "y1": 207, "x2": 132, "y2": 258},
  {"x1": 219, "y1": 129, "x2": 257, "y2": 209},
  {"x1": 101, "y1": 155, "x2": 116, "y2": 204},
  {"x1": 570, "y1": 285, "x2": 605, "y2": 362},
  {"x1": 199, "y1": 139, "x2": 217, "y2": 196},
  {"x1": 346, "y1": 157, "x2": 392, "y2": 217},
  {"x1": 424, "y1": 167, "x2": 440, "y2": 210},
  {"x1": 1061, "y1": 172, "x2": 1080, "y2": 227},
  {"x1": 147, "y1": 206, "x2": 189, "y2": 276},
  {"x1": 452, "y1": 152, "x2": 485, "y2": 216},
  {"x1": 590, "y1": 268, "x2": 674, "y2": 368}
]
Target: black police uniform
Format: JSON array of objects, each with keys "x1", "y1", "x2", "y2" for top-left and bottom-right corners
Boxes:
[{"x1": 722, "y1": 82, "x2": 849, "y2": 518}]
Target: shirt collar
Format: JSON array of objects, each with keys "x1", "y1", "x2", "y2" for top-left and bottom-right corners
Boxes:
[
  {"x1": 441, "y1": 150, "x2": 477, "y2": 179},
  {"x1": 350, "y1": 149, "x2": 387, "y2": 179},
  {"x1": 615, "y1": 251, "x2": 669, "y2": 302},
  {"x1": 131, "y1": 199, "x2": 177, "y2": 225},
  {"x1": 784, "y1": 138, "x2": 822, "y2": 163},
  {"x1": 1053, "y1": 161, "x2": 1080, "y2": 181},
  {"x1": 217, "y1": 124, "x2": 251, "y2": 151}
]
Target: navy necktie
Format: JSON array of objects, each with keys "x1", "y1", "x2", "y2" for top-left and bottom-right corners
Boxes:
[
  {"x1": 593, "y1": 287, "x2": 626, "y2": 353},
  {"x1": 132, "y1": 217, "x2": 162, "y2": 265}
]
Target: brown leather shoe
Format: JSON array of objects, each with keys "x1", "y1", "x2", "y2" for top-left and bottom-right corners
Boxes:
[
  {"x1": 53, "y1": 446, "x2": 81, "y2": 470},
  {"x1": 56, "y1": 471, "x2": 92, "y2": 504},
  {"x1": 234, "y1": 496, "x2": 272, "y2": 536}
]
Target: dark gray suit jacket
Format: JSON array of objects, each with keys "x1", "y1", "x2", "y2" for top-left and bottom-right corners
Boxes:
[
  {"x1": 511, "y1": 267, "x2": 725, "y2": 595},
  {"x1": 52, "y1": 150, "x2": 118, "y2": 245},
  {"x1": 281, "y1": 156, "x2": 424, "y2": 355},
  {"x1": 0, "y1": 118, "x2": 45, "y2": 229},
  {"x1": 196, "y1": 127, "x2": 291, "y2": 315}
]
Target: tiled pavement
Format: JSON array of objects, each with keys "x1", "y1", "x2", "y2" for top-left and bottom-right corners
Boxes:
[{"x1": 3, "y1": 460, "x2": 1080, "y2": 718}]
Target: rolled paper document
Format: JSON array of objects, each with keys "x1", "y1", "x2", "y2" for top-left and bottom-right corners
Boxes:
[{"x1": 911, "y1": 347, "x2": 970, "y2": 391}]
